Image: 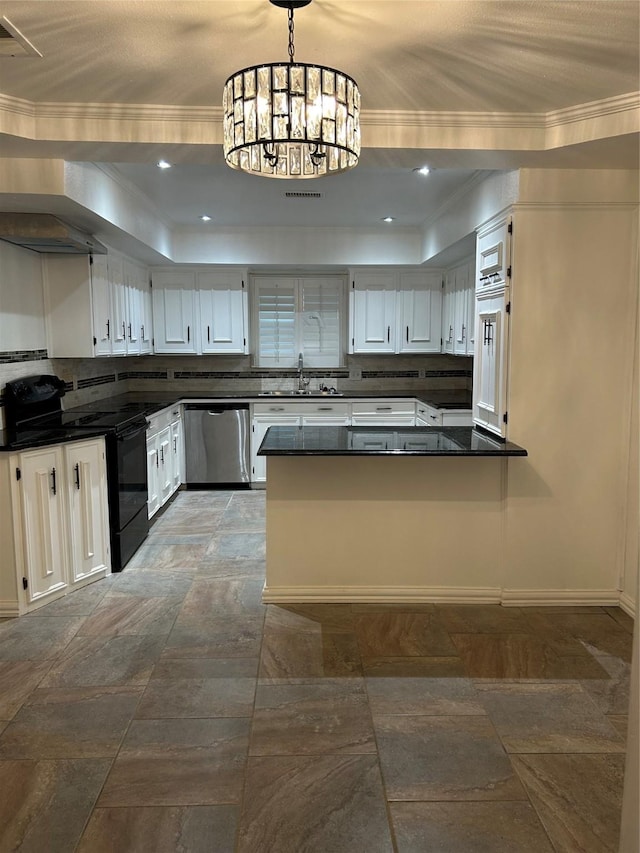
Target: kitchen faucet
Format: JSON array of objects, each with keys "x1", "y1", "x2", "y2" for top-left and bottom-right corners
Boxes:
[{"x1": 297, "y1": 353, "x2": 310, "y2": 393}]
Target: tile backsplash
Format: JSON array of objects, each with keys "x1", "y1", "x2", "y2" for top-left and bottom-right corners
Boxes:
[{"x1": 0, "y1": 351, "x2": 472, "y2": 428}]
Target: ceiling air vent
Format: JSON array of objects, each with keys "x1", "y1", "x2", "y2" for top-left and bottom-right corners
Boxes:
[
  {"x1": 284, "y1": 192, "x2": 324, "y2": 199},
  {"x1": 0, "y1": 17, "x2": 42, "y2": 58}
]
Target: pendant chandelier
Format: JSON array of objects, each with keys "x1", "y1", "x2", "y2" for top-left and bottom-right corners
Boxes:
[{"x1": 222, "y1": 0, "x2": 361, "y2": 179}]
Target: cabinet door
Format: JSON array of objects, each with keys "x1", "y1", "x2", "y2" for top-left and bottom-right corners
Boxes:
[
  {"x1": 170, "y1": 418, "x2": 183, "y2": 492},
  {"x1": 198, "y1": 271, "x2": 247, "y2": 354},
  {"x1": 158, "y1": 426, "x2": 173, "y2": 505},
  {"x1": 453, "y1": 262, "x2": 472, "y2": 356},
  {"x1": 91, "y1": 255, "x2": 113, "y2": 356},
  {"x1": 398, "y1": 272, "x2": 442, "y2": 353},
  {"x1": 126, "y1": 282, "x2": 142, "y2": 355},
  {"x1": 251, "y1": 415, "x2": 300, "y2": 483},
  {"x1": 473, "y1": 291, "x2": 509, "y2": 437},
  {"x1": 18, "y1": 447, "x2": 68, "y2": 604},
  {"x1": 152, "y1": 272, "x2": 198, "y2": 353},
  {"x1": 147, "y1": 436, "x2": 160, "y2": 518},
  {"x1": 351, "y1": 275, "x2": 396, "y2": 353},
  {"x1": 139, "y1": 276, "x2": 153, "y2": 355},
  {"x1": 442, "y1": 272, "x2": 455, "y2": 355},
  {"x1": 477, "y1": 216, "x2": 510, "y2": 292},
  {"x1": 65, "y1": 439, "x2": 110, "y2": 584},
  {"x1": 109, "y1": 255, "x2": 128, "y2": 355}
]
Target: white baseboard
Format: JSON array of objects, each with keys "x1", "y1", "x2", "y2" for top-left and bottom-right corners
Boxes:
[
  {"x1": 619, "y1": 592, "x2": 637, "y2": 619},
  {"x1": 501, "y1": 588, "x2": 622, "y2": 607},
  {"x1": 261, "y1": 585, "x2": 634, "y2": 613},
  {"x1": 262, "y1": 585, "x2": 503, "y2": 604},
  {"x1": 0, "y1": 600, "x2": 19, "y2": 618}
]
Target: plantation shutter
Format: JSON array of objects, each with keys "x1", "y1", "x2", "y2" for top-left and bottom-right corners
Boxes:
[
  {"x1": 255, "y1": 278, "x2": 297, "y2": 367},
  {"x1": 253, "y1": 275, "x2": 344, "y2": 367},
  {"x1": 300, "y1": 277, "x2": 341, "y2": 367}
]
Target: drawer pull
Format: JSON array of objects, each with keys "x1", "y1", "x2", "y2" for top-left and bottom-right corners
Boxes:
[
  {"x1": 270, "y1": 407, "x2": 285, "y2": 412},
  {"x1": 376, "y1": 407, "x2": 392, "y2": 412},
  {"x1": 317, "y1": 407, "x2": 334, "y2": 411}
]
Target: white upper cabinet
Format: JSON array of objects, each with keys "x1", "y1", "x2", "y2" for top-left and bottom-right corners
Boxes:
[
  {"x1": 198, "y1": 270, "x2": 248, "y2": 354},
  {"x1": 476, "y1": 216, "x2": 510, "y2": 292},
  {"x1": 44, "y1": 250, "x2": 151, "y2": 358},
  {"x1": 442, "y1": 258, "x2": 474, "y2": 357},
  {"x1": 108, "y1": 254, "x2": 128, "y2": 355},
  {"x1": 398, "y1": 271, "x2": 442, "y2": 353},
  {"x1": 151, "y1": 270, "x2": 198, "y2": 354},
  {"x1": 151, "y1": 267, "x2": 248, "y2": 355},
  {"x1": 124, "y1": 259, "x2": 153, "y2": 355},
  {"x1": 350, "y1": 269, "x2": 441, "y2": 355},
  {"x1": 91, "y1": 255, "x2": 113, "y2": 356},
  {"x1": 351, "y1": 272, "x2": 397, "y2": 354}
]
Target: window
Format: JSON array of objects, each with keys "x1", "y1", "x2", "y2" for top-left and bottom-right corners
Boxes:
[{"x1": 253, "y1": 275, "x2": 345, "y2": 367}]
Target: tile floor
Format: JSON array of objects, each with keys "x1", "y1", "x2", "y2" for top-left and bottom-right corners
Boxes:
[{"x1": 0, "y1": 489, "x2": 633, "y2": 852}]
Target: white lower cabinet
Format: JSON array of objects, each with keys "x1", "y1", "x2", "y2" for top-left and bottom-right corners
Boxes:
[
  {"x1": 416, "y1": 403, "x2": 442, "y2": 426},
  {"x1": 147, "y1": 436, "x2": 160, "y2": 518},
  {"x1": 1, "y1": 437, "x2": 110, "y2": 615},
  {"x1": 65, "y1": 439, "x2": 111, "y2": 585},
  {"x1": 147, "y1": 405, "x2": 184, "y2": 518},
  {"x1": 251, "y1": 414, "x2": 301, "y2": 484}
]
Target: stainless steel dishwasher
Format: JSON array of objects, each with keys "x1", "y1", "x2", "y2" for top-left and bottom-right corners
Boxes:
[{"x1": 184, "y1": 403, "x2": 250, "y2": 486}]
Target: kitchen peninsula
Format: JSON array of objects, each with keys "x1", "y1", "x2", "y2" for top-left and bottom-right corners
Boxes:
[{"x1": 259, "y1": 425, "x2": 527, "y2": 604}]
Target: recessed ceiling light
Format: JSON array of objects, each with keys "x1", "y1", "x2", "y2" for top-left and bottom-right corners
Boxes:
[
  {"x1": 413, "y1": 166, "x2": 430, "y2": 176},
  {"x1": 157, "y1": 160, "x2": 172, "y2": 169},
  {"x1": 382, "y1": 216, "x2": 395, "y2": 223},
  {"x1": 199, "y1": 215, "x2": 212, "y2": 222}
]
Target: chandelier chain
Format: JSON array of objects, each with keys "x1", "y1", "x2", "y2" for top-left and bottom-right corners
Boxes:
[{"x1": 288, "y1": 7, "x2": 295, "y2": 62}]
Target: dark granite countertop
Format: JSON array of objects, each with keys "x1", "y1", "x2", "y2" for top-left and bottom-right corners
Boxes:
[
  {"x1": 0, "y1": 425, "x2": 110, "y2": 452},
  {"x1": 1, "y1": 390, "x2": 472, "y2": 452},
  {"x1": 258, "y1": 425, "x2": 527, "y2": 457}
]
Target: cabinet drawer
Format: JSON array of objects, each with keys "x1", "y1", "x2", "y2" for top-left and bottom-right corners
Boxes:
[
  {"x1": 148, "y1": 404, "x2": 182, "y2": 434},
  {"x1": 253, "y1": 401, "x2": 349, "y2": 417},
  {"x1": 253, "y1": 402, "x2": 300, "y2": 416},
  {"x1": 351, "y1": 400, "x2": 415, "y2": 416},
  {"x1": 416, "y1": 404, "x2": 442, "y2": 426}
]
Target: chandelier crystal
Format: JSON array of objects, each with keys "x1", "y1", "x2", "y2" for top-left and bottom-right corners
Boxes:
[{"x1": 222, "y1": 0, "x2": 361, "y2": 179}]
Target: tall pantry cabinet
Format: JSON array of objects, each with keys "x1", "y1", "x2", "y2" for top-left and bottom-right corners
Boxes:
[{"x1": 472, "y1": 213, "x2": 512, "y2": 438}]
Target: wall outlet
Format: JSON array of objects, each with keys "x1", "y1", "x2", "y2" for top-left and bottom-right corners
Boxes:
[{"x1": 349, "y1": 367, "x2": 362, "y2": 380}]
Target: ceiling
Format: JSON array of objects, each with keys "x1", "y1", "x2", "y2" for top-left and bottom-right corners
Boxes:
[{"x1": 0, "y1": 0, "x2": 638, "y2": 238}]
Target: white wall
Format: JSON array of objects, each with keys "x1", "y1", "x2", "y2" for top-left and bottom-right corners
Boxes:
[
  {"x1": 504, "y1": 171, "x2": 638, "y2": 604},
  {"x1": 0, "y1": 242, "x2": 46, "y2": 352},
  {"x1": 420, "y1": 170, "x2": 520, "y2": 263},
  {"x1": 172, "y1": 225, "x2": 423, "y2": 266}
]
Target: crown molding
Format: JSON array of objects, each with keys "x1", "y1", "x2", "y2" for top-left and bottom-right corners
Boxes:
[
  {"x1": 545, "y1": 91, "x2": 640, "y2": 127},
  {"x1": 1, "y1": 90, "x2": 637, "y2": 130}
]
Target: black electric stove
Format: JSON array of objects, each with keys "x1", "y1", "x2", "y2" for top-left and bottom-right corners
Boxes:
[{"x1": 4, "y1": 376, "x2": 149, "y2": 571}]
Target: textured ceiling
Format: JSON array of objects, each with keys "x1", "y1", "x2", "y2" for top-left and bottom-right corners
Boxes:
[
  {"x1": 0, "y1": 1, "x2": 637, "y2": 234},
  {"x1": 1, "y1": 1, "x2": 638, "y2": 111}
]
